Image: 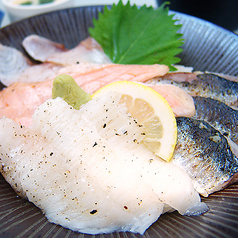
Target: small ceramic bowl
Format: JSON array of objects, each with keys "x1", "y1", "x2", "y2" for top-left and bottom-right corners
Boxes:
[{"x1": 2, "y1": 0, "x2": 75, "y2": 23}]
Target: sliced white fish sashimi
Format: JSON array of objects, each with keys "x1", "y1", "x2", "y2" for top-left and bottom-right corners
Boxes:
[
  {"x1": 0, "y1": 43, "x2": 63, "y2": 86},
  {"x1": 12, "y1": 63, "x2": 63, "y2": 85},
  {"x1": 0, "y1": 36, "x2": 112, "y2": 87},
  {"x1": 0, "y1": 44, "x2": 30, "y2": 86},
  {"x1": 0, "y1": 95, "x2": 208, "y2": 235},
  {"x1": 22, "y1": 34, "x2": 67, "y2": 62},
  {"x1": 45, "y1": 37, "x2": 112, "y2": 65},
  {"x1": 23, "y1": 35, "x2": 112, "y2": 65}
]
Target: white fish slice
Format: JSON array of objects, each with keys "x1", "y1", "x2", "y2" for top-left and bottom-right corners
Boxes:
[
  {"x1": 0, "y1": 44, "x2": 30, "y2": 86},
  {"x1": 0, "y1": 95, "x2": 208, "y2": 235},
  {"x1": 22, "y1": 35, "x2": 112, "y2": 65},
  {"x1": 22, "y1": 34, "x2": 67, "y2": 62},
  {"x1": 0, "y1": 43, "x2": 63, "y2": 86}
]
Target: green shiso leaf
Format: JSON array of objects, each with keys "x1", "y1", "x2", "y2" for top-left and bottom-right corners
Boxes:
[{"x1": 89, "y1": 1, "x2": 184, "y2": 70}]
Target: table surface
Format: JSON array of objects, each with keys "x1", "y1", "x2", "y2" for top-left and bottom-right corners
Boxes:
[{"x1": 0, "y1": 0, "x2": 157, "y2": 28}]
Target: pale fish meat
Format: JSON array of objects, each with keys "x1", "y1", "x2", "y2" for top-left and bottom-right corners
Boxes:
[
  {"x1": 172, "y1": 117, "x2": 238, "y2": 197},
  {"x1": 0, "y1": 36, "x2": 112, "y2": 87},
  {"x1": 0, "y1": 96, "x2": 208, "y2": 235},
  {"x1": 22, "y1": 34, "x2": 67, "y2": 62},
  {"x1": 0, "y1": 43, "x2": 63, "y2": 87},
  {"x1": 23, "y1": 35, "x2": 112, "y2": 65},
  {"x1": 0, "y1": 44, "x2": 30, "y2": 86}
]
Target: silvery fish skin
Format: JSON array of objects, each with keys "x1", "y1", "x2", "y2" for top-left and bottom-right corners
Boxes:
[
  {"x1": 192, "y1": 96, "x2": 238, "y2": 144},
  {"x1": 152, "y1": 73, "x2": 238, "y2": 109},
  {"x1": 172, "y1": 117, "x2": 238, "y2": 197},
  {"x1": 193, "y1": 74, "x2": 238, "y2": 109}
]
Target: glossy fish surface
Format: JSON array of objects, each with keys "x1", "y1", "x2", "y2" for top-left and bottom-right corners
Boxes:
[
  {"x1": 192, "y1": 96, "x2": 238, "y2": 144},
  {"x1": 151, "y1": 73, "x2": 238, "y2": 109},
  {"x1": 172, "y1": 117, "x2": 238, "y2": 197},
  {"x1": 193, "y1": 74, "x2": 238, "y2": 109}
]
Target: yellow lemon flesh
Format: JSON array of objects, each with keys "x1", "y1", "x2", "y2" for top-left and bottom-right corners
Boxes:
[{"x1": 92, "y1": 81, "x2": 177, "y2": 162}]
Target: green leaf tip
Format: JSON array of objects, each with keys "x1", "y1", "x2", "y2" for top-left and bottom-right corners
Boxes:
[{"x1": 89, "y1": 0, "x2": 184, "y2": 70}]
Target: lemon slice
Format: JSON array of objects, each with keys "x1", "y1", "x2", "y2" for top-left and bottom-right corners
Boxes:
[{"x1": 92, "y1": 81, "x2": 177, "y2": 162}]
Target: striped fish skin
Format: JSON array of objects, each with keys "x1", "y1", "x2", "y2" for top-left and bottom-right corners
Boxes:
[
  {"x1": 192, "y1": 96, "x2": 238, "y2": 144},
  {"x1": 194, "y1": 74, "x2": 238, "y2": 109},
  {"x1": 152, "y1": 73, "x2": 238, "y2": 109},
  {"x1": 172, "y1": 117, "x2": 238, "y2": 197}
]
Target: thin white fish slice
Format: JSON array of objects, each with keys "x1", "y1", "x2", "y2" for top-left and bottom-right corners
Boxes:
[
  {"x1": 22, "y1": 34, "x2": 67, "y2": 62},
  {"x1": 0, "y1": 44, "x2": 30, "y2": 86},
  {"x1": 22, "y1": 35, "x2": 111, "y2": 65},
  {"x1": 0, "y1": 95, "x2": 207, "y2": 235}
]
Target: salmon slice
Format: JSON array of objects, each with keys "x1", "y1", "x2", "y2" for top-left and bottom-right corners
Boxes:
[
  {"x1": 60, "y1": 64, "x2": 169, "y2": 94},
  {"x1": 148, "y1": 84, "x2": 195, "y2": 117},
  {"x1": 0, "y1": 64, "x2": 171, "y2": 126}
]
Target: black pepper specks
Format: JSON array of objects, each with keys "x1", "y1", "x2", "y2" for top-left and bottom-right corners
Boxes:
[
  {"x1": 90, "y1": 209, "x2": 98, "y2": 215},
  {"x1": 133, "y1": 139, "x2": 139, "y2": 144}
]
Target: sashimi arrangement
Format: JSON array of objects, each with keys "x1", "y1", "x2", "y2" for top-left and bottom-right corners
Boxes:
[{"x1": 0, "y1": 1, "x2": 238, "y2": 236}]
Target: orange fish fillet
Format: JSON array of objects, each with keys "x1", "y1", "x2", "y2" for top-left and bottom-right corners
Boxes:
[{"x1": 0, "y1": 64, "x2": 169, "y2": 126}]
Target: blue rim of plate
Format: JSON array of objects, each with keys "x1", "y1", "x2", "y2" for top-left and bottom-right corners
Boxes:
[
  {"x1": 0, "y1": 5, "x2": 238, "y2": 238},
  {"x1": 0, "y1": 10, "x2": 4, "y2": 25}
]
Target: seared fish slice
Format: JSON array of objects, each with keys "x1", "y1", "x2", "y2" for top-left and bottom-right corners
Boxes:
[
  {"x1": 192, "y1": 96, "x2": 238, "y2": 144},
  {"x1": 172, "y1": 117, "x2": 238, "y2": 197}
]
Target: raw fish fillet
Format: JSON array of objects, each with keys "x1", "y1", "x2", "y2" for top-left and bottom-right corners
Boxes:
[
  {"x1": 1, "y1": 63, "x2": 185, "y2": 127},
  {"x1": 189, "y1": 74, "x2": 238, "y2": 109},
  {"x1": 192, "y1": 96, "x2": 238, "y2": 156},
  {"x1": 0, "y1": 96, "x2": 208, "y2": 235},
  {"x1": 0, "y1": 36, "x2": 111, "y2": 87},
  {"x1": 22, "y1": 34, "x2": 67, "y2": 62},
  {"x1": 0, "y1": 44, "x2": 63, "y2": 87},
  {"x1": 148, "y1": 84, "x2": 195, "y2": 117},
  {"x1": 23, "y1": 35, "x2": 112, "y2": 65},
  {"x1": 58, "y1": 64, "x2": 168, "y2": 94},
  {"x1": 149, "y1": 73, "x2": 238, "y2": 109},
  {"x1": 0, "y1": 44, "x2": 30, "y2": 86},
  {"x1": 192, "y1": 96, "x2": 238, "y2": 143},
  {"x1": 172, "y1": 117, "x2": 238, "y2": 197}
]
